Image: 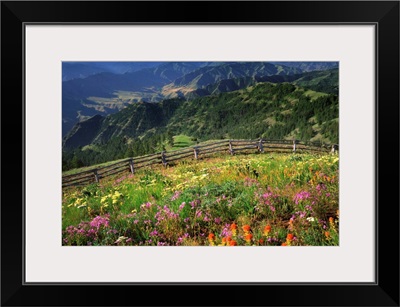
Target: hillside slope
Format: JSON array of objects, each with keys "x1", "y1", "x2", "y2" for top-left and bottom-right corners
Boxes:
[{"x1": 63, "y1": 82, "x2": 338, "y2": 170}]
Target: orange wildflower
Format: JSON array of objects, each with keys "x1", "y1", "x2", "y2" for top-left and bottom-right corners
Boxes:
[
  {"x1": 329, "y1": 217, "x2": 337, "y2": 233},
  {"x1": 218, "y1": 237, "x2": 227, "y2": 246},
  {"x1": 242, "y1": 224, "x2": 251, "y2": 233},
  {"x1": 259, "y1": 239, "x2": 264, "y2": 244},
  {"x1": 263, "y1": 225, "x2": 271, "y2": 236},
  {"x1": 230, "y1": 223, "x2": 238, "y2": 236},
  {"x1": 229, "y1": 240, "x2": 237, "y2": 246},
  {"x1": 244, "y1": 233, "x2": 253, "y2": 243},
  {"x1": 282, "y1": 233, "x2": 294, "y2": 246},
  {"x1": 281, "y1": 242, "x2": 287, "y2": 246},
  {"x1": 208, "y1": 233, "x2": 215, "y2": 241},
  {"x1": 325, "y1": 231, "x2": 330, "y2": 239}
]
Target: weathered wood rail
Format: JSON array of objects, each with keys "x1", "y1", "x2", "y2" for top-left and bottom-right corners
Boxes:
[{"x1": 62, "y1": 139, "x2": 339, "y2": 188}]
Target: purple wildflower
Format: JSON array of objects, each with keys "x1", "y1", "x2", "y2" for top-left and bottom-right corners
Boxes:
[
  {"x1": 171, "y1": 191, "x2": 182, "y2": 201},
  {"x1": 176, "y1": 233, "x2": 190, "y2": 246},
  {"x1": 179, "y1": 202, "x2": 186, "y2": 210},
  {"x1": 220, "y1": 224, "x2": 232, "y2": 237},
  {"x1": 190, "y1": 199, "x2": 200, "y2": 209},
  {"x1": 293, "y1": 191, "x2": 311, "y2": 205},
  {"x1": 149, "y1": 230, "x2": 159, "y2": 237},
  {"x1": 89, "y1": 215, "x2": 109, "y2": 229}
]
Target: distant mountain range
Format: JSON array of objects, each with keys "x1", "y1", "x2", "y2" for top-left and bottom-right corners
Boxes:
[
  {"x1": 272, "y1": 62, "x2": 339, "y2": 72},
  {"x1": 62, "y1": 61, "x2": 338, "y2": 136},
  {"x1": 62, "y1": 62, "x2": 165, "y2": 81}
]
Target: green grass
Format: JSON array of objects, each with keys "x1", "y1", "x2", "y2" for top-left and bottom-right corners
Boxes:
[
  {"x1": 168, "y1": 134, "x2": 196, "y2": 150},
  {"x1": 303, "y1": 89, "x2": 328, "y2": 101},
  {"x1": 62, "y1": 157, "x2": 129, "y2": 176}
]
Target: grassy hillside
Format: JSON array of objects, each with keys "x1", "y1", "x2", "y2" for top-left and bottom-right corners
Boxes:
[
  {"x1": 167, "y1": 134, "x2": 196, "y2": 150},
  {"x1": 62, "y1": 152, "x2": 339, "y2": 246}
]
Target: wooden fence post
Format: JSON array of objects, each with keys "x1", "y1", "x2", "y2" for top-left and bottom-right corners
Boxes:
[
  {"x1": 161, "y1": 151, "x2": 167, "y2": 167},
  {"x1": 293, "y1": 139, "x2": 297, "y2": 152},
  {"x1": 194, "y1": 147, "x2": 199, "y2": 160},
  {"x1": 229, "y1": 140, "x2": 234, "y2": 155},
  {"x1": 258, "y1": 138, "x2": 264, "y2": 153},
  {"x1": 93, "y1": 169, "x2": 100, "y2": 183},
  {"x1": 129, "y1": 158, "x2": 135, "y2": 174}
]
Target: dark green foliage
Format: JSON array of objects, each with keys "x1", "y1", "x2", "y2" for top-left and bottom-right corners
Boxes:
[{"x1": 293, "y1": 68, "x2": 339, "y2": 95}]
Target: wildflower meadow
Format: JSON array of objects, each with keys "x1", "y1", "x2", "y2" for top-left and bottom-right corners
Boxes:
[{"x1": 62, "y1": 153, "x2": 339, "y2": 246}]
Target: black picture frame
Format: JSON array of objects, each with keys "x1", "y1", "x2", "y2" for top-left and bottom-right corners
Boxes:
[{"x1": 1, "y1": 1, "x2": 399, "y2": 306}]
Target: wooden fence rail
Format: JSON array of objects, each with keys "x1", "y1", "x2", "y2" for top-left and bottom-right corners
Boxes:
[{"x1": 62, "y1": 139, "x2": 339, "y2": 188}]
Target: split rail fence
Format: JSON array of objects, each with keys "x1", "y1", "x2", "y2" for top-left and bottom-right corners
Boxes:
[{"x1": 62, "y1": 139, "x2": 339, "y2": 188}]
